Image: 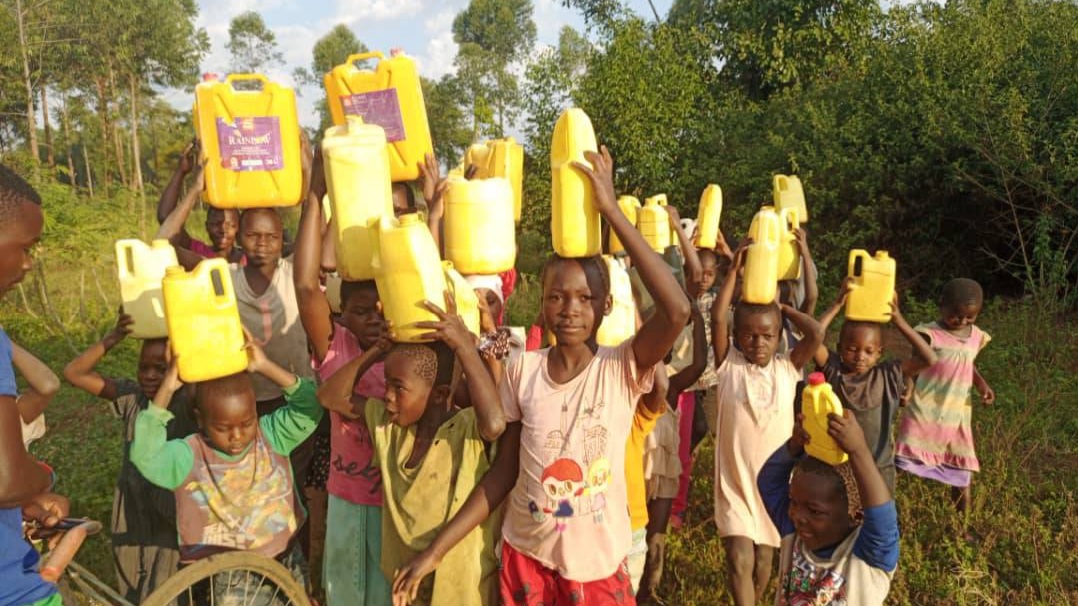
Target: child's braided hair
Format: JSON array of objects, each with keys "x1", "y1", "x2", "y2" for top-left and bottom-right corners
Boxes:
[{"x1": 794, "y1": 456, "x2": 865, "y2": 524}]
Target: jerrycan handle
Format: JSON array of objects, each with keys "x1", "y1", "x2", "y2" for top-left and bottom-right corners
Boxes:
[
  {"x1": 347, "y1": 51, "x2": 386, "y2": 66},
  {"x1": 848, "y1": 250, "x2": 868, "y2": 280},
  {"x1": 224, "y1": 73, "x2": 269, "y2": 89},
  {"x1": 208, "y1": 267, "x2": 234, "y2": 305},
  {"x1": 117, "y1": 242, "x2": 135, "y2": 279},
  {"x1": 780, "y1": 207, "x2": 800, "y2": 231},
  {"x1": 370, "y1": 216, "x2": 389, "y2": 273},
  {"x1": 762, "y1": 213, "x2": 781, "y2": 246},
  {"x1": 775, "y1": 175, "x2": 789, "y2": 193}
]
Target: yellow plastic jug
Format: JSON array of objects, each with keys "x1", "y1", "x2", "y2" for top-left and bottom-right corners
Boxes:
[
  {"x1": 743, "y1": 208, "x2": 781, "y2": 304},
  {"x1": 372, "y1": 213, "x2": 448, "y2": 343},
  {"x1": 609, "y1": 196, "x2": 641, "y2": 255},
  {"x1": 695, "y1": 185, "x2": 723, "y2": 249},
  {"x1": 639, "y1": 195, "x2": 671, "y2": 253},
  {"x1": 596, "y1": 256, "x2": 636, "y2": 347},
  {"x1": 115, "y1": 239, "x2": 178, "y2": 339},
  {"x1": 323, "y1": 51, "x2": 433, "y2": 182},
  {"x1": 195, "y1": 73, "x2": 302, "y2": 208},
  {"x1": 162, "y1": 259, "x2": 248, "y2": 382},
  {"x1": 551, "y1": 108, "x2": 600, "y2": 258},
  {"x1": 322, "y1": 117, "x2": 394, "y2": 281},
  {"x1": 464, "y1": 143, "x2": 491, "y2": 173},
  {"x1": 777, "y1": 208, "x2": 802, "y2": 281},
  {"x1": 802, "y1": 372, "x2": 848, "y2": 465},
  {"x1": 467, "y1": 139, "x2": 525, "y2": 222},
  {"x1": 444, "y1": 262, "x2": 481, "y2": 337},
  {"x1": 845, "y1": 250, "x2": 896, "y2": 322},
  {"x1": 444, "y1": 176, "x2": 516, "y2": 274},
  {"x1": 773, "y1": 174, "x2": 808, "y2": 223}
]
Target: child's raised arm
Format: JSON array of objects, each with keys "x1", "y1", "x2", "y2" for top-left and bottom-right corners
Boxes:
[
  {"x1": 813, "y1": 279, "x2": 851, "y2": 368},
  {"x1": 11, "y1": 341, "x2": 59, "y2": 424},
  {"x1": 419, "y1": 152, "x2": 449, "y2": 253},
  {"x1": 644, "y1": 363, "x2": 669, "y2": 415},
  {"x1": 667, "y1": 204, "x2": 703, "y2": 289},
  {"x1": 783, "y1": 303, "x2": 825, "y2": 371},
  {"x1": 711, "y1": 242, "x2": 748, "y2": 365},
  {"x1": 131, "y1": 359, "x2": 193, "y2": 491},
  {"x1": 795, "y1": 228, "x2": 818, "y2": 316},
  {"x1": 829, "y1": 410, "x2": 890, "y2": 507},
  {"x1": 293, "y1": 152, "x2": 335, "y2": 363},
  {"x1": 670, "y1": 303, "x2": 707, "y2": 398},
  {"x1": 155, "y1": 167, "x2": 208, "y2": 271},
  {"x1": 62, "y1": 311, "x2": 132, "y2": 401},
  {"x1": 892, "y1": 293, "x2": 938, "y2": 376},
  {"x1": 317, "y1": 336, "x2": 392, "y2": 420},
  {"x1": 575, "y1": 147, "x2": 690, "y2": 370},
  {"x1": 155, "y1": 143, "x2": 197, "y2": 249}
]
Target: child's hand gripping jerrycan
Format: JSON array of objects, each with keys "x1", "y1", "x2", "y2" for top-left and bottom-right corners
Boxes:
[
  {"x1": 773, "y1": 174, "x2": 808, "y2": 223},
  {"x1": 639, "y1": 195, "x2": 671, "y2": 253},
  {"x1": 322, "y1": 117, "x2": 394, "y2": 281},
  {"x1": 608, "y1": 196, "x2": 641, "y2": 255},
  {"x1": 371, "y1": 213, "x2": 449, "y2": 343},
  {"x1": 845, "y1": 250, "x2": 896, "y2": 323},
  {"x1": 162, "y1": 259, "x2": 248, "y2": 383},
  {"x1": 443, "y1": 262, "x2": 481, "y2": 337},
  {"x1": 551, "y1": 108, "x2": 601, "y2": 258},
  {"x1": 115, "y1": 239, "x2": 178, "y2": 339},
  {"x1": 695, "y1": 184, "x2": 723, "y2": 249},
  {"x1": 776, "y1": 207, "x2": 802, "y2": 281},
  {"x1": 743, "y1": 208, "x2": 782, "y2": 304},
  {"x1": 323, "y1": 51, "x2": 433, "y2": 182},
  {"x1": 802, "y1": 372, "x2": 849, "y2": 465},
  {"x1": 195, "y1": 73, "x2": 302, "y2": 208},
  {"x1": 596, "y1": 255, "x2": 636, "y2": 347}
]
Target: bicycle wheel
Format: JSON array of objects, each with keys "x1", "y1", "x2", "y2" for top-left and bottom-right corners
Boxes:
[{"x1": 142, "y1": 551, "x2": 310, "y2": 606}]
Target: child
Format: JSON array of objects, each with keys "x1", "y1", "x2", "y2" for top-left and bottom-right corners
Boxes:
[
  {"x1": 294, "y1": 167, "x2": 391, "y2": 606},
  {"x1": 130, "y1": 338, "x2": 322, "y2": 601},
  {"x1": 758, "y1": 411, "x2": 899, "y2": 605},
  {"x1": 63, "y1": 311, "x2": 198, "y2": 603},
  {"x1": 626, "y1": 369, "x2": 668, "y2": 595},
  {"x1": 776, "y1": 228, "x2": 818, "y2": 356},
  {"x1": 710, "y1": 241, "x2": 824, "y2": 606},
  {"x1": 895, "y1": 278, "x2": 994, "y2": 514},
  {"x1": 319, "y1": 293, "x2": 505, "y2": 605},
  {"x1": 813, "y1": 286, "x2": 938, "y2": 492},
  {"x1": 11, "y1": 339, "x2": 60, "y2": 449}
]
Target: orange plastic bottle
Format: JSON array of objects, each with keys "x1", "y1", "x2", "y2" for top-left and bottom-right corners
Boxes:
[
  {"x1": 551, "y1": 108, "x2": 600, "y2": 258},
  {"x1": 695, "y1": 184, "x2": 723, "y2": 249},
  {"x1": 743, "y1": 208, "x2": 781, "y2": 304},
  {"x1": 162, "y1": 259, "x2": 248, "y2": 382},
  {"x1": 608, "y1": 196, "x2": 641, "y2": 255},
  {"x1": 802, "y1": 372, "x2": 848, "y2": 465},
  {"x1": 115, "y1": 239, "x2": 178, "y2": 339},
  {"x1": 845, "y1": 250, "x2": 896, "y2": 322}
]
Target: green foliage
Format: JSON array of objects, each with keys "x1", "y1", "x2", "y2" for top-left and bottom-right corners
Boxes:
[
  {"x1": 293, "y1": 24, "x2": 368, "y2": 134},
  {"x1": 226, "y1": 10, "x2": 285, "y2": 74}
]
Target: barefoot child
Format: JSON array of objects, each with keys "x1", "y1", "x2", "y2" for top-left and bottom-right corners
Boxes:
[
  {"x1": 895, "y1": 278, "x2": 994, "y2": 514},
  {"x1": 131, "y1": 339, "x2": 323, "y2": 601},
  {"x1": 813, "y1": 286, "x2": 938, "y2": 492},
  {"x1": 758, "y1": 411, "x2": 899, "y2": 605},
  {"x1": 63, "y1": 311, "x2": 198, "y2": 602},
  {"x1": 710, "y1": 241, "x2": 824, "y2": 606}
]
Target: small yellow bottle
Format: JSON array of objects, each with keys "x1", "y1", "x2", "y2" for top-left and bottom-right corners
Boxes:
[
  {"x1": 551, "y1": 108, "x2": 601, "y2": 258},
  {"x1": 322, "y1": 117, "x2": 394, "y2": 281},
  {"x1": 608, "y1": 196, "x2": 641, "y2": 255},
  {"x1": 776, "y1": 207, "x2": 802, "y2": 281},
  {"x1": 845, "y1": 250, "x2": 896, "y2": 322},
  {"x1": 115, "y1": 239, "x2": 178, "y2": 339},
  {"x1": 743, "y1": 208, "x2": 781, "y2": 304},
  {"x1": 162, "y1": 259, "x2": 248, "y2": 383},
  {"x1": 443, "y1": 262, "x2": 480, "y2": 337},
  {"x1": 773, "y1": 174, "x2": 808, "y2": 223},
  {"x1": 372, "y1": 213, "x2": 448, "y2": 343},
  {"x1": 802, "y1": 372, "x2": 849, "y2": 465},
  {"x1": 695, "y1": 184, "x2": 723, "y2": 250},
  {"x1": 639, "y1": 195, "x2": 671, "y2": 253},
  {"x1": 596, "y1": 256, "x2": 636, "y2": 347},
  {"x1": 444, "y1": 176, "x2": 516, "y2": 274}
]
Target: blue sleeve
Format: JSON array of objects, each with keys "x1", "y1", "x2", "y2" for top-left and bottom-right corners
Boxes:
[
  {"x1": 0, "y1": 330, "x2": 15, "y2": 397},
  {"x1": 758, "y1": 444, "x2": 798, "y2": 537},
  {"x1": 852, "y1": 501, "x2": 900, "y2": 572}
]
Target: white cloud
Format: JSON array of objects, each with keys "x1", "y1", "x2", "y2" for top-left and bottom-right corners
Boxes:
[
  {"x1": 331, "y1": 0, "x2": 423, "y2": 26},
  {"x1": 415, "y1": 30, "x2": 458, "y2": 80}
]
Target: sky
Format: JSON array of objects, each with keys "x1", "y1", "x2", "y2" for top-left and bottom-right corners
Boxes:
[{"x1": 176, "y1": 0, "x2": 675, "y2": 130}]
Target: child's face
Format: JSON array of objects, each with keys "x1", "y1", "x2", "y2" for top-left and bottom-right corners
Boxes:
[
  {"x1": 383, "y1": 349, "x2": 434, "y2": 427},
  {"x1": 391, "y1": 184, "x2": 412, "y2": 217},
  {"x1": 137, "y1": 341, "x2": 168, "y2": 400},
  {"x1": 734, "y1": 310, "x2": 781, "y2": 366},
  {"x1": 838, "y1": 325, "x2": 883, "y2": 375},
  {"x1": 341, "y1": 288, "x2": 384, "y2": 350},
  {"x1": 238, "y1": 212, "x2": 283, "y2": 268},
  {"x1": 542, "y1": 260, "x2": 606, "y2": 347},
  {"x1": 940, "y1": 301, "x2": 981, "y2": 332},
  {"x1": 692, "y1": 252, "x2": 718, "y2": 296},
  {"x1": 205, "y1": 209, "x2": 239, "y2": 252},
  {"x1": 788, "y1": 472, "x2": 855, "y2": 551},
  {"x1": 0, "y1": 201, "x2": 43, "y2": 297},
  {"x1": 198, "y1": 393, "x2": 259, "y2": 456}
]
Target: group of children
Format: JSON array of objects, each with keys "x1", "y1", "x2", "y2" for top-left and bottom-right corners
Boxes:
[{"x1": 0, "y1": 118, "x2": 996, "y2": 606}]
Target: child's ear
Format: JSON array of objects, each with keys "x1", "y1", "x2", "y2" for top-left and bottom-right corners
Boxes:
[
  {"x1": 603, "y1": 294, "x2": 613, "y2": 317},
  {"x1": 431, "y1": 384, "x2": 452, "y2": 408},
  {"x1": 193, "y1": 406, "x2": 205, "y2": 428}
]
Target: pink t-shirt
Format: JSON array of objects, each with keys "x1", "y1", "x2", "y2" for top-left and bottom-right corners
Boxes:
[
  {"x1": 314, "y1": 323, "x2": 385, "y2": 506},
  {"x1": 500, "y1": 341, "x2": 654, "y2": 582}
]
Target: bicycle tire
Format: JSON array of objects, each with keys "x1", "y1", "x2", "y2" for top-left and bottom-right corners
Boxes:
[{"x1": 141, "y1": 551, "x2": 309, "y2": 606}]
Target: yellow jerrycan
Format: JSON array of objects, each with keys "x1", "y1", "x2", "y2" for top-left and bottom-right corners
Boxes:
[
  {"x1": 596, "y1": 256, "x2": 636, "y2": 347},
  {"x1": 695, "y1": 184, "x2": 723, "y2": 249},
  {"x1": 322, "y1": 117, "x2": 394, "y2": 281},
  {"x1": 472, "y1": 139, "x2": 524, "y2": 223},
  {"x1": 372, "y1": 213, "x2": 448, "y2": 343},
  {"x1": 773, "y1": 174, "x2": 808, "y2": 223},
  {"x1": 443, "y1": 262, "x2": 481, "y2": 337},
  {"x1": 551, "y1": 108, "x2": 600, "y2": 258},
  {"x1": 639, "y1": 195, "x2": 671, "y2": 253},
  {"x1": 196, "y1": 73, "x2": 302, "y2": 208},
  {"x1": 162, "y1": 259, "x2": 248, "y2": 383},
  {"x1": 608, "y1": 196, "x2": 641, "y2": 255},
  {"x1": 845, "y1": 250, "x2": 896, "y2": 322},
  {"x1": 115, "y1": 239, "x2": 178, "y2": 339},
  {"x1": 323, "y1": 51, "x2": 433, "y2": 182},
  {"x1": 776, "y1": 208, "x2": 801, "y2": 281},
  {"x1": 743, "y1": 208, "x2": 781, "y2": 304},
  {"x1": 444, "y1": 176, "x2": 516, "y2": 274},
  {"x1": 802, "y1": 372, "x2": 848, "y2": 465},
  {"x1": 464, "y1": 143, "x2": 491, "y2": 174}
]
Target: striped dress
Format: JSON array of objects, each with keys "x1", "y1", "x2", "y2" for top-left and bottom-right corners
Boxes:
[{"x1": 895, "y1": 321, "x2": 991, "y2": 487}]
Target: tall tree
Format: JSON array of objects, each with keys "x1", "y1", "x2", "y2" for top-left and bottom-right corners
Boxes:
[
  {"x1": 293, "y1": 24, "x2": 366, "y2": 133},
  {"x1": 226, "y1": 11, "x2": 284, "y2": 74}
]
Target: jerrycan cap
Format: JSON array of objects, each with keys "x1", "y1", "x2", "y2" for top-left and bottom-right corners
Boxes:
[
  {"x1": 151, "y1": 239, "x2": 172, "y2": 249},
  {"x1": 808, "y1": 372, "x2": 826, "y2": 386},
  {"x1": 397, "y1": 213, "x2": 422, "y2": 226},
  {"x1": 165, "y1": 266, "x2": 185, "y2": 277}
]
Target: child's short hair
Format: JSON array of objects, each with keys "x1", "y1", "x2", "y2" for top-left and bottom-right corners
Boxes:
[
  {"x1": 339, "y1": 279, "x2": 378, "y2": 307},
  {"x1": 239, "y1": 207, "x2": 283, "y2": 231},
  {"x1": 795, "y1": 456, "x2": 864, "y2": 523},
  {"x1": 206, "y1": 206, "x2": 238, "y2": 221},
  {"x1": 391, "y1": 341, "x2": 455, "y2": 387},
  {"x1": 195, "y1": 372, "x2": 255, "y2": 409},
  {"x1": 941, "y1": 278, "x2": 983, "y2": 309},
  {"x1": 697, "y1": 248, "x2": 719, "y2": 266},
  {"x1": 0, "y1": 165, "x2": 42, "y2": 227},
  {"x1": 392, "y1": 182, "x2": 417, "y2": 213},
  {"x1": 839, "y1": 320, "x2": 883, "y2": 344},
  {"x1": 540, "y1": 254, "x2": 611, "y2": 303},
  {"x1": 733, "y1": 301, "x2": 781, "y2": 329}
]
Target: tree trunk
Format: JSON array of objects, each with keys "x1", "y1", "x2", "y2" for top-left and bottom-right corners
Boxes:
[
  {"x1": 41, "y1": 85, "x2": 55, "y2": 167},
  {"x1": 108, "y1": 65, "x2": 128, "y2": 189},
  {"x1": 83, "y1": 137, "x2": 94, "y2": 199},
  {"x1": 129, "y1": 74, "x2": 146, "y2": 236},
  {"x1": 15, "y1": 0, "x2": 39, "y2": 164},
  {"x1": 60, "y1": 92, "x2": 76, "y2": 187},
  {"x1": 95, "y1": 78, "x2": 112, "y2": 192}
]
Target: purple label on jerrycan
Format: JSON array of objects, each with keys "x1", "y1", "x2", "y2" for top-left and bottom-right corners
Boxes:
[
  {"x1": 216, "y1": 117, "x2": 283, "y2": 172},
  {"x1": 341, "y1": 89, "x2": 406, "y2": 142}
]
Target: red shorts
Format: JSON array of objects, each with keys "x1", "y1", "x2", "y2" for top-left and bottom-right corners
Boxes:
[{"x1": 500, "y1": 541, "x2": 637, "y2": 605}]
